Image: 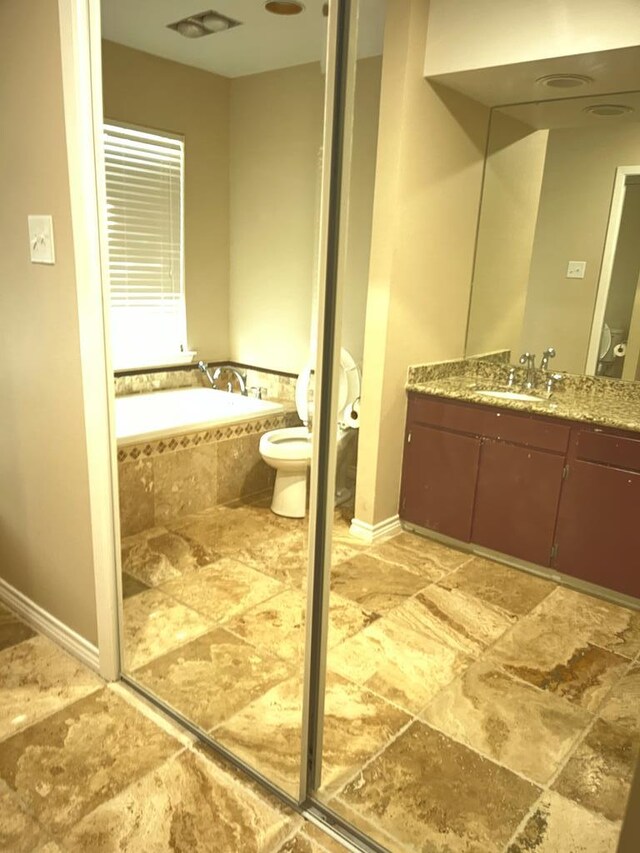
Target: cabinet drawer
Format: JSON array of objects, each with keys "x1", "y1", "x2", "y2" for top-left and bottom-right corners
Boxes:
[
  {"x1": 407, "y1": 395, "x2": 485, "y2": 435},
  {"x1": 574, "y1": 429, "x2": 640, "y2": 473},
  {"x1": 482, "y1": 409, "x2": 570, "y2": 453}
]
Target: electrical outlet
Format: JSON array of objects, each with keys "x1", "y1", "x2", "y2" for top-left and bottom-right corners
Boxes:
[{"x1": 566, "y1": 260, "x2": 586, "y2": 279}]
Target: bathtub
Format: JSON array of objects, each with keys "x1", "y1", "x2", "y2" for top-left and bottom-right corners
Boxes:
[{"x1": 115, "y1": 387, "x2": 284, "y2": 445}]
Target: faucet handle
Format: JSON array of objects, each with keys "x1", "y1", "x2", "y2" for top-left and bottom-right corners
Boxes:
[
  {"x1": 507, "y1": 367, "x2": 517, "y2": 388},
  {"x1": 545, "y1": 372, "x2": 563, "y2": 396},
  {"x1": 519, "y1": 352, "x2": 535, "y2": 367},
  {"x1": 542, "y1": 347, "x2": 556, "y2": 359}
]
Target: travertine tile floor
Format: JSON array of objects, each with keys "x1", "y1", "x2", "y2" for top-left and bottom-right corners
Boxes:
[
  {"x1": 119, "y1": 494, "x2": 640, "y2": 852},
  {"x1": 0, "y1": 601, "x2": 342, "y2": 852}
]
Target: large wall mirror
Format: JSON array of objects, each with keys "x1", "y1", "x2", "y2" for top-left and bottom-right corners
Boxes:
[
  {"x1": 466, "y1": 90, "x2": 640, "y2": 380},
  {"x1": 101, "y1": 0, "x2": 385, "y2": 375}
]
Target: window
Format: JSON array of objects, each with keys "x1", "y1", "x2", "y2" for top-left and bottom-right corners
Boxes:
[{"x1": 103, "y1": 122, "x2": 187, "y2": 369}]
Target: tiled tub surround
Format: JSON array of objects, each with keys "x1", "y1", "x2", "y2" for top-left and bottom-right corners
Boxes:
[
  {"x1": 114, "y1": 363, "x2": 297, "y2": 404},
  {"x1": 407, "y1": 355, "x2": 640, "y2": 433},
  {"x1": 114, "y1": 493, "x2": 640, "y2": 852},
  {"x1": 116, "y1": 392, "x2": 299, "y2": 535}
]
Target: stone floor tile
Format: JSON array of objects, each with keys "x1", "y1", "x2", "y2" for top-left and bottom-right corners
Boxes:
[
  {"x1": 552, "y1": 718, "x2": 640, "y2": 822},
  {"x1": 133, "y1": 628, "x2": 292, "y2": 730},
  {"x1": 438, "y1": 557, "x2": 556, "y2": 617},
  {"x1": 0, "y1": 602, "x2": 36, "y2": 652},
  {"x1": 122, "y1": 588, "x2": 213, "y2": 670},
  {"x1": 335, "y1": 720, "x2": 540, "y2": 853},
  {"x1": 0, "y1": 635, "x2": 102, "y2": 742},
  {"x1": 0, "y1": 688, "x2": 180, "y2": 836},
  {"x1": 507, "y1": 791, "x2": 621, "y2": 853},
  {"x1": 423, "y1": 660, "x2": 592, "y2": 784},
  {"x1": 216, "y1": 674, "x2": 409, "y2": 799},
  {"x1": 63, "y1": 749, "x2": 294, "y2": 852}
]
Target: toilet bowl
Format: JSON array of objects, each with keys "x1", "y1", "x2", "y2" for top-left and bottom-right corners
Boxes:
[{"x1": 259, "y1": 349, "x2": 361, "y2": 518}]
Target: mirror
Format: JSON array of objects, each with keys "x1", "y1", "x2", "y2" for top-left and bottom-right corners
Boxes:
[
  {"x1": 102, "y1": 0, "x2": 385, "y2": 801},
  {"x1": 101, "y1": 1, "x2": 385, "y2": 374},
  {"x1": 465, "y1": 90, "x2": 640, "y2": 379}
]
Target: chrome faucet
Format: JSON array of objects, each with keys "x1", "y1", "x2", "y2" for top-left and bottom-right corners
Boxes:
[
  {"x1": 540, "y1": 347, "x2": 556, "y2": 372},
  {"x1": 519, "y1": 352, "x2": 536, "y2": 390},
  {"x1": 212, "y1": 364, "x2": 248, "y2": 396},
  {"x1": 198, "y1": 361, "x2": 248, "y2": 395},
  {"x1": 197, "y1": 360, "x2": 216, "y2": 387}
]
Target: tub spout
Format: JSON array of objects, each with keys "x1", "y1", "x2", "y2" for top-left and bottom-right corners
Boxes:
[{"x1": 212, "y1": 365, "x2": 248, "y2": 396}]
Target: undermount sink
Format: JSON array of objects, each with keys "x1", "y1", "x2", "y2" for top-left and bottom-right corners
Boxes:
[{"x1": 475, "y1": 389, "x2": 546, "y2": 403}]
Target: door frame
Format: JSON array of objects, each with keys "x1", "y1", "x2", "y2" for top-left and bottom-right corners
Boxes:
[
  {"x1": 586, "y1": 164, "x2": 640, "y2": 375},
  {"x1": 57, "y1": 0, "x2": 121, "y2": 681}
]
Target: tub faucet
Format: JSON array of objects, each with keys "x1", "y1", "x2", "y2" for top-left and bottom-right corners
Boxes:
[
  {"x1": 197, "y1": 361, "x2": 216, "y2": 387},
  {"x1": 212, "y1": 365, "x2": 248, "y2": 396},
  {"x1": 519, "y1": 352, "x2": 536, "y2": 390}
]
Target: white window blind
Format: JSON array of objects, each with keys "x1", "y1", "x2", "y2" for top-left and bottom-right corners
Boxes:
[{"x1": 104, "y1": 123, "x2": 186, "y2": 369}]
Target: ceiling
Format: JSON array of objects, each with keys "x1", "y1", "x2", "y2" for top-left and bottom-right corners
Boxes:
[
  {"x1": 429, "y1": 45, "x2": 640, "y2": 109},
  {"x1": 101, "y1": 0, "x2": 386, "y2": 78},
  {"x1": 498, "y1": 89, "x2": 640, "y2": 131}
]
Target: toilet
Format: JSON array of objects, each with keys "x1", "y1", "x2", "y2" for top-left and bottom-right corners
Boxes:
[{"x1": 259, "y1": 349, "x2": 361, "y2": 518}]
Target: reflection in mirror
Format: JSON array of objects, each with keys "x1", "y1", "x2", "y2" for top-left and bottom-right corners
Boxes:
[
  {"x1": 466, "y1": 91, "x2": 640, "y2": 380},
  {"x1": 102, "y1": 0, "x2": 384, "y2": 800}
]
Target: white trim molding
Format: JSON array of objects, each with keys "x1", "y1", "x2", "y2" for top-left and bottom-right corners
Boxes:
[
  {"x1": 57, "y1": 0, "x2": 122, "y2": 681},
  {"x1": 586, "y1": 163, "x2": 640, "y2": 375},
  {"x1": 349, "y1": 514, "x2": 402, "y2": 544},
  {"x1": 0, "y1": 578, "x2": 100, "y2": 672}
]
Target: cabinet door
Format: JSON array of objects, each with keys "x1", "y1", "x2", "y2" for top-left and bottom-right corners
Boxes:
[
  {"x1": 401, "y1": 424, "x2": 481, "y2": 541},
  {"x1": 555, "y1": 461, "x2": 640, "y2": 598},
  {"x1": 472, "y1": 439, "x2": 565, "y2": 566}
]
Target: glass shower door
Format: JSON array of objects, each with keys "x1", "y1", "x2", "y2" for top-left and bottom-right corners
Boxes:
[{"x1": 103, "y1": 0, "x2": 348, "y2": 805}]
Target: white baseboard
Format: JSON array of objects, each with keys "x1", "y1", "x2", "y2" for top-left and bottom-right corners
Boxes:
[
  {"x1": 349, "y1": 514, "x2": 402, "y2": 544},
  {"x1": 0, "y1": 577, "x2": 100, "y2": 672}
]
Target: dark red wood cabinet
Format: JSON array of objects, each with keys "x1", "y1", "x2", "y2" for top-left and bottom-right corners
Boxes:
[
  {"x1": 400, "y1": 393, "x2": 640, "y2": 599},
  {"x1": 555, "y1": 429, "x2": 640, "y2": 598},
  {"x1": 472, "y1": 439, "x2": 565, "y2": 566},
  {"x1": 401, "y1": 424, "x2": 481, "y2": 541}
]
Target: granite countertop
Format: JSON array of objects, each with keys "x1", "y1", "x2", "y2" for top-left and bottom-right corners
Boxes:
[{"x1": 406, "y1": 355, "x2": 640, "y2": 434}]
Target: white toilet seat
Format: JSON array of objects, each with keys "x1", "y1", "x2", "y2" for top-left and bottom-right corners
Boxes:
[
  {"x1": 259, "y1": 427, "x2": 312, "y2": 464},
  {"x1": 259, "y1": 349, "x2": 361, "y2": 518}
]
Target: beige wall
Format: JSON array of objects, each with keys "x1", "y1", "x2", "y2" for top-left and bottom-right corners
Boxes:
[
  {"x1": 466, "y1": 114, "x2": 548, "y2": 358},
  {"x1": 355, "y1": 0, "x2": 490, "y2": 526},
  {"x1": 341, "y1": 57, "x2": 383, "y2": 365},
  {"x1": 0, "y1": 0, "x2": 97, "y2": 643},
  {"x1": 521, "y1": 123, "x2": 640, "y2": 374},
  {"x1": 228, "y1": 62, "x2": 324, "y2": 374},
  {"x1": 101, "y1": 41, "x2": 230, "y2": 362},
  {"x1": 424, "y1": 0, "x2": 640, "y2": 76},
  {"x1": 229, "y1": 58, "x2": 381, "y2": 373}
]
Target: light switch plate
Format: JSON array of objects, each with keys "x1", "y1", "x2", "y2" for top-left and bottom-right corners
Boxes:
[
  {"x1": 566, "y1": 260, "x2": 586, "y2": 279},
  {"x1": 28, "y1": 215, "x2": 55, "y2": 264}
]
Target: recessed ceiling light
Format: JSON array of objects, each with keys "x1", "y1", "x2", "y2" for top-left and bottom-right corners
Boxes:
[
  {"x1": 201, "y1": 12, "x2": 232, "y2": 32},
  {"x1": 583, "y1": 104, "x2": 633, "y2": 117},
  {"x1": 176, "y1": 19, "x2": 207, "y2": 38},
  {"x1": 265, "y1": 1, "x2": 305, "y2": 15},
  {"x1": 168, "y1": 9, "x2": 242, "y2": 39},
  {"x1": 536, "y1": 73, "x2": 594, "y2": 89}
]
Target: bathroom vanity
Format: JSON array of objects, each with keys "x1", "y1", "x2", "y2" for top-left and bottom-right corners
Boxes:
[{"x1": 401, "y1": 362, "x2": 640, "y2": 600}]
